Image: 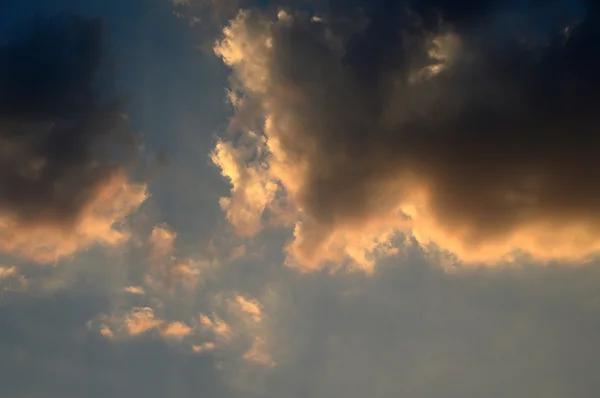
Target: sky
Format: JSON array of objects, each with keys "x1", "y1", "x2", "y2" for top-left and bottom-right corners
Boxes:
[{"x1": 1, "y1": 0, "x2": 600, "y2": 397}]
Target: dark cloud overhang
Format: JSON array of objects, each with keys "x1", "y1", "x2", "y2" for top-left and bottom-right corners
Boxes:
[{"x1": 0, "y1": 14, "x2": 136, "y2": 227}]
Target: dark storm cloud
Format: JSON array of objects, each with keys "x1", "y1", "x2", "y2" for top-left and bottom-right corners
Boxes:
[
  {"x1": 0, "y1": 14, "x2": 135, "y2": 227},
  {"x1": 298, "y1": 0, "x2": 600, "y2": 234},
  {"x1": 213, "y1": 0, "x2": 600, "y2": 267}
]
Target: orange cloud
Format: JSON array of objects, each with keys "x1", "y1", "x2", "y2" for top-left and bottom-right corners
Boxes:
[
  {"x1": 192, "y1": 342, "x2": 216, "y2": 354},
  {"x1": 211, "y1": 137, "x2": 279, "y2": 236},
  {"x1": 93, "y1": 307, "x2": 195, "y2": 343},
  {"x1": 0, "y1": 266, "x2": 17, "y2": 279},
  {"x1": 160, "y1": 321, "x2": 193, "y2": 340},
  {"x1": 200, "y1": 313, "x2": 233, "y2": 341},
  {"x1": 0, "y1": 171, "x2": 147, "y2": 264},
  {"x1": 123, "y1": 286, "x2": 145, "y2": 295},
  {"x1": 150, "y1": 224, "x2": 177, "y2": 258},
  {"x1": 100, "y1": 325, "x2": 115, "y2": 340},
  {"x1": 234, "y1": 295, "x2": 262, "y2": 322},
  {"x1": 125, "y1": 307, "x2": 164, "y2": 336}
]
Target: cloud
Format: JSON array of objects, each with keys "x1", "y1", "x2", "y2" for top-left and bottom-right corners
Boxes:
[
  {"x1": 0, "y1": 265, "x2": 26, "y2": 294},
  {"x1": 196, "y1": 293, "x2": 273, "y2": 364},
  {"x1": 211, "y1": 1, "x2": 600, "y2": 270},
  {"x1": 0, "y1": 172, "x2": 147, "y2": 264},
  {"x1": 229, "y1": 252, "x2": 600, "y2": 398},
  {"x1": 199, "y1": 313, "x2": 233, "y2": 341},
  {"x1": 243, "y1": 336, "x2": 275, "y2": 366},
  {"x1": 0, "y1": 14, "x2": 147, "y2": 263},
  {"x1": 234, "y1": 295, "x2": 262, "y2": 322},
  {"x1": 0, "y1": 289, "x2": 228, "y2": 398},
  {"x1": 192, "y1": 342, "x2": 216, "y2": 353},
  {"x1": 211, "y1": 136, "x2": 279, "y2": 236},
  {"x1": 146, "y1": 223, "x2": 212, "y2": 293},
  {"x1": 159, "y1": 321, "x2": 193, "y2": 340},
  {"x1": 123, "y1": 286, "x2": 145, "y2": 295},
  {"x1": 0, "y1": 266, "x2": 17, "y2": 280},
  {"x1": 149, "y1": 224, "x2": 177, "y2": 259},
  {"x1": 125, "y1": 307, "x2": 165, "y2": 336},
  {"x1": 93, "y1": 307, "x2": 193, "y2": 342}
]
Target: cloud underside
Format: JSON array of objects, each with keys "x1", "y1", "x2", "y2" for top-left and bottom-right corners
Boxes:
[
  {"x1": 211, "y1": 1, "x2": 600, "y2": 270},
  {"x1": 0, "y1": 14, "x2": 147, "y2": 263}
]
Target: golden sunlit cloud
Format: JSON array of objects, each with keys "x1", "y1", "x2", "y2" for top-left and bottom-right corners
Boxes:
[
  {"x1": 160, "y1": 321, "x2": 193, "y2": 340},
  {"x1": 123, "y1": 286, "x2": 146, "y2": 295},
  {"x1": 211, "y1": 9, "x2": 600, "y2": 271},
  {"x1": 200, "y1": 313, "x2": 233, "y2": 341},
  {"x1": 126, "y1": 307, "x2": 164, "y2": 336},
  {"x1": 0, "y1": 266, "x2": 17, "y2": 279},
  {"x1": 234, "y1": 295, "x2": 262, "y2": 322},
  {"x1": 0, "y1": 172, "x2": 147, "y2": 264},
  {"x1": 93, "y1": 307, "x2": 195, "y2": 343}
]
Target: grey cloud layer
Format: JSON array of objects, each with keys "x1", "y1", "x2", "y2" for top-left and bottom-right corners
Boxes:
[{"x1": 6, "y1": 238, "x2": 600, "y2": 398}]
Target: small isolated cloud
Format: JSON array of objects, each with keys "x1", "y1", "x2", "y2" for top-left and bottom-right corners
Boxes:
[
  {"x1": 99, "y1": 325, "x2": 115, "y2": 340},
  {"x1": 211, "y1": 3, "x2": 600, "y2": 271},
  {"x1": 0, "y1": 14, "x2": 147, "y2": 263},
  {"x1": 234, "y1": 295, "x2": 262, "y2": 322},
  {"x1": 123, "y1": 286, "x2": 145, "y2": 295},
  {"x1": 192, "y1": 342, "x2": 216, "y2": 354},
  {"x1": 159, "y1": 321, "x2": 193, "y2": 340}
]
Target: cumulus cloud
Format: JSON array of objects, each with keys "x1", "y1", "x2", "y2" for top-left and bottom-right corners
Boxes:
[
  {"x1": 159, "y1": 320, "x2": 193, "y2": 340},
  {"x1": 0, "y1": 14, "x2": 147, "y2": 263},
  {"x1": 211, "y1": 0, "x2": 600, "y2": 270}
]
